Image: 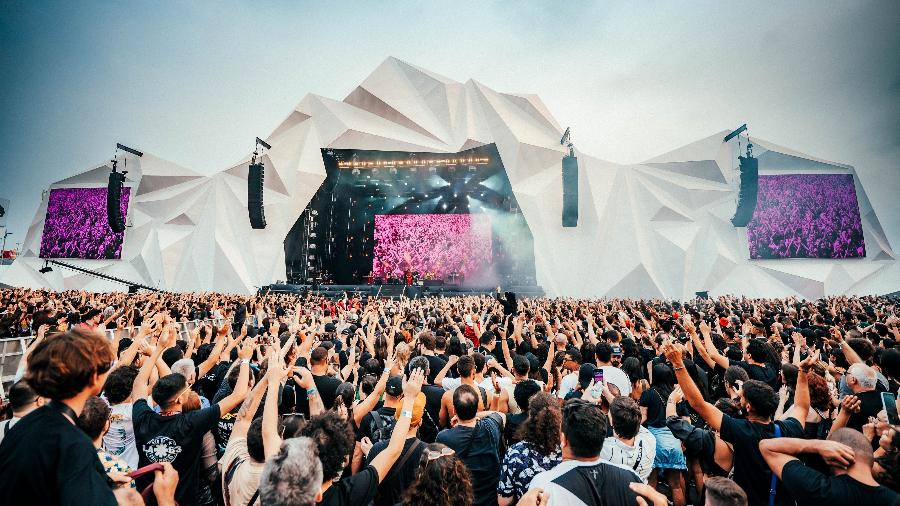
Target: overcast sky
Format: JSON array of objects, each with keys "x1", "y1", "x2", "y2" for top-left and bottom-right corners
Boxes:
[{"x1": 1, "y1": 1, "x2": 898, "y2": 250}]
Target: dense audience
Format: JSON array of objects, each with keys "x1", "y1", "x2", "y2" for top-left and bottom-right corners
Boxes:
[
  {"x1": 0, "y1": 287, "x2": 899, "y2": 506},
  {"x1": 38, "y1": 187, "x2": 130, "y2": 260},
  {"x1": 747, "y1": 174, "x2": 865, "y2": 259}
]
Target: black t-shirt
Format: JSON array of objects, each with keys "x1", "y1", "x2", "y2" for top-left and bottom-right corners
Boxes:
[
  {"x1": 734, "y1": 360, "x2": 779, "y2": 389},
  {"x1": 781, "y1": 459, "x2": 900, "y2": 506},
  {"x1": 199, "y1": 361, "x2": 230, "y2": 400},
  {"x1": 720, "y1": 415, "x2": 805, "y2": 506},
  {"x1": 313, "y1": 374, "x2": 344, "y2": 410},
  {"x1": 639, "y1": 387, "x2": 668, "y2": 428},
  {"x1": 319, "y1": 464, "x2": 379, "y2": 506},
  {"x1": 504, "y1": 412, "x2": 528, "y2": 446},
  {"x1": 0, "y1": 405, "x2": 117, "y2": 506},
  {"x1": 132, "y1": 399, "x2": 222, "y2": 506},
  {"x1": 419, "y1": 384, "x2": 444, "y2": 443},
  {"x1": 436, "y1": 413, "x2": 504, "y2": 506},
  {"x1": 846, "y1": 390, "x2": 883, "y2": 432},
  {"x1": 365, "y1": 437, "x2": 426, "y2": 506},
  {"x1": 424, "y1": 355, "x2": 448, "y2": 384}
]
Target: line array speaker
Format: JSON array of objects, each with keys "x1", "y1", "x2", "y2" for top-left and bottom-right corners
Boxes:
[
  {"x1": 562, "y1": 155, "x2": 578, "y2": 227},
  {"x1": 248, "y1": 163, "x2": 266, "y2": 229},
  {"x1": 731, "y1": 155, "x2": 759, "y2": 227},
  {"x1": 107, "y1": 170, "x2": 127, "y2": 233}
]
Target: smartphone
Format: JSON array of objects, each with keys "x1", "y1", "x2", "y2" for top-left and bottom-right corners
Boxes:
[
  {"x1": 127, "y1": 463, "x2": 163, "y2": 479},
  {"x1": 593, "y1": 368, "x2": 604, "y2": 384},
  {"x1": 882, "y1": 392, "x2": 900, "y2": 425}
]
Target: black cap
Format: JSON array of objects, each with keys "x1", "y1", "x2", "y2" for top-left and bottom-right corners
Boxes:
[
  {"x1": 385, "y1": 376, "x2": 403, "y2": 397},
  {"x1": 324, "y1": 322, "x2": 336, "y2": 332},
  {"x1": 82, "y1": 308, "x2": 102, "y2": 321}
]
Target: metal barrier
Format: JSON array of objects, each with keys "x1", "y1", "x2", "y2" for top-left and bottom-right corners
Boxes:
[{"x1": 0, "y1": 318, "x2": 230, "y2": 397}]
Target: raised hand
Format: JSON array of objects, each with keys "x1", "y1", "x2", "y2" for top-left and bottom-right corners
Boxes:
[
  {"x1": 403, "y1": 367, "x2": 425, "y2": 398},
  {"x1": 840, "y1": 395, "x2": 861, "y2": 414},
  {"x1": 817, "y1": 440, "x2": 856, "y2": 469}
]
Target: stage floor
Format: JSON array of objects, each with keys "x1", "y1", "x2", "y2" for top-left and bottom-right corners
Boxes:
[{"x1": 261, "y1": 283, "x2": 544, "y2": 298}]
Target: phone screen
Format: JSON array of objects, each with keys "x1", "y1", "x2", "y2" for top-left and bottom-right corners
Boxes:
[
  {"x1": 882, "y1": 392, "x2": 900, "y2": 425},
  {"x1": 593, "y1": 368, "x2": 604, "y2": 384}
]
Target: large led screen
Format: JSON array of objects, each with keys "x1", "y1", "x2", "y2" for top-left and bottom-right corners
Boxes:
[
  {"x1": 747, "y1": 174, "x2": 865, "y2": 259},
  {"x1": 39, "y1": 187, "x2": 131, "y2": 259},
  {"x1": 373, "y1": 214, "x2": 492, "y2": 280}
]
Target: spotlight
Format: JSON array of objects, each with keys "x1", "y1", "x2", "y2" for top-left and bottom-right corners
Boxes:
[
  {"x1": 352, "y1": 168, "x2": 360, "y2": 175},
  {"x1": 449, "y1": 165, "x2": 456, "y2": 173},
  {"x1": 410, "y1": 166, "x2": 417, "y2": 173},
  {"x1": 372, "y1": 167, "x2": 379, "y2": 175},
  {"x1": 428, "y1": 166, "x2": 437, "y2": 173},
  {"x1": 388, "y1": 166, "x2": 397, "y2": 175},
  {"x1": 308, "y1": 255, "x2": 315, "y2": 260},
  {"x1": 39, "y1": 261, "x2": 53, "y2": 274},
  {"x1": 309, "y1": 244, "x2": 317, "y2": 250},
  {"x1": 309, "y1": 232, "x2": 317, "y2": 239},
  {"x1": 468, "y1": 165, "x2": 476, "y2": 173}
]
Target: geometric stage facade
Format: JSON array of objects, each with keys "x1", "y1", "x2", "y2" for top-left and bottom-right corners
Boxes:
[{"x1": 3, "y1": 57, "x2": 896, "y2": 298}]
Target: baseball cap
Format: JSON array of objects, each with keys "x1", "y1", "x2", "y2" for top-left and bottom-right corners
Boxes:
[
  {"x1": 385, "y1": 376, "x2": 403, "y2": 397},
  {"x1": 394, "y1": 392, "x2": 427, "y2": 428}
]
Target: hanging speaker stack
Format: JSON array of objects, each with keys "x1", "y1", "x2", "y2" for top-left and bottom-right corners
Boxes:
[{"x1": 248, "y1": 162, "x2": 266, "y2": 229}]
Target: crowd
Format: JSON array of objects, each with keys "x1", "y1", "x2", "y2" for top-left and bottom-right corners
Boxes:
[
  {"x1": 372, "y1": 214, "x2": 492, "y2": 280},
  {"x1": 38, "y1": 187, "x2": 130, "y2": 260},
  {"x1": 0, "y1": 287, "x2": 898, "y2": 506},
  {"x1": 747, "y1": 174, "x2": 866, "y2": 260}
]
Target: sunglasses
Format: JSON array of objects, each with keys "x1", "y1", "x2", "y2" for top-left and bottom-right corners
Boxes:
[{"x1": 425, "y1": 447, "x2": 455, "y2": 461}]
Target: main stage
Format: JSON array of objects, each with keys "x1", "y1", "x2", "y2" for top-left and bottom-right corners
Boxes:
[{"x1": 261, "y1": 283, "x2": 545, "y2": 299}]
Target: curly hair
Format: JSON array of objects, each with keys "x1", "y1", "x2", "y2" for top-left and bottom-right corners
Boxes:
[
  {"x1": 300, "y1": 410, "x2": 355, "y2": 480},
  {"x1": 806, "y1": 373, "x2": 833, "y2": 412},
  {"x1": 25, "y1": 327, "x2": 115, "y2": 400},
  {"x1": 401, "y1": 443, "x2": 473, "y2": 506},
  {"x1": 516, "y1": 392, "x2": 561, "y2": 455}
]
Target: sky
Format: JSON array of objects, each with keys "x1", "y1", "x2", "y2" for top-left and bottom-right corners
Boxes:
[{"x1": 1, "y1": 0, "x2": 899, "y2": 251}]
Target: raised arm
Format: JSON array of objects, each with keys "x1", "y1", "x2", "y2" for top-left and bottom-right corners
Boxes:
[
  {"x1": 783, "y1": 352, "x2": 814, "y2": 427},
  {"x1": 760, "y1": 437, "x2": 855, "y2": 479},
  {"x1": 230, "y1": 361, "x2": 270, "y2": 440},
  {"x1": 434, "y1": 355, "x2": 459, "y2": 385},
  {"x1": 664, "y1": 341, "x2": 723, "y2": 431},
  {"x1": 367, "y1": 368, "x2": 425, "y2": 482},
  {"x1": 352, "y1": 355, "x2": 394, "y2": 428},
  {"x1": 262, "y1": 349, "x2": 287, "y2": 459},
  {"x1": 213, "y1": 342, "x2": 253, "y2": 414},
  {"x1": 132, "y1": 326, "x2": 174, "y2": 400}
]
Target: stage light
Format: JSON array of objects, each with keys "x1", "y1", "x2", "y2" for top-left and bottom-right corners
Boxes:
[
  {"x1": 372, "y1": 167, "x2": 379, "y2": 175},
  {"x1": 309, "y1": 244, "x2": 317, "y2": 250},
  {"x1": 352, "y1": 168, "x2": 360, "y2": 175},
  {"x1": 308, "y1": 255, "x2": 315, "y2": 260},
  {"x1": 311, "y1": 210, "x2": 318, "y2": 216},
  {"x1": 449, "y1": 166, "x2": 456, "y2": 173},
  {"x1": 468, "y1": 165, "x2": 476, "y2": 172},
  {"x1": 442, "y1": 203, "x2": 447, "y2": 209},
  {"x1": 410, "y1": 166, "x2": 417, "y2": 173},
  {"x1": 388, "y1": 166, "x2": 397, "y2": 175},
  {"x1": 428, "y1": 166, "x2": 437, "y2": 173}
]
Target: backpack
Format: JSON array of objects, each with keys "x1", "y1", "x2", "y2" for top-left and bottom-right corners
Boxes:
[{"x1": 369, "y1": 410, "x2": 397, "y2": 443}]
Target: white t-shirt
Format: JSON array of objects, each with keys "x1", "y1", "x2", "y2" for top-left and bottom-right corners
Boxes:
[
  {"x1": 0, "y1": 417, "x2": 21, "y2": 445},
  {"x1": 220, "y1": 436, "x2": 265, "y2": 506},
  {"x1": 599, "y1": 426, "x2": 656, "y2": 482},
  {"x1": 598, "y1": 366, "x2": 632, "y2": 397},
  {"x1": 103, "y1": 402, "x2": 138, "y2": 469},
  {"x1": 529, "y1": 457, "x2": 641, "y2": 506},
  {"x1": 557, "y1": 372, "x2": 579, "y2": 398}
]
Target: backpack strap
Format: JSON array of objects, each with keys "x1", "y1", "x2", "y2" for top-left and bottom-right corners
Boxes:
[
  {"x1": 768, "y1": 422, "x2": 782, "y2": 506},
  {"x1": 222, "y1": 456, "x2": 245, "y2": 506},
  {"x1": 370, "y1": 410, "x2": 385, "y2": 435}
]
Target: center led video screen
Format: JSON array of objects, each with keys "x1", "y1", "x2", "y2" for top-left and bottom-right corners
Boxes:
[
  {"x1": 39, "y1": 187, "x2": 131, "y2": 260},
  {"x1": 372, "y1": 213, "x2": 493, "y2": 280},
  {"x1": 746, "y1": 174, "x2": 865, "y2": 259}
]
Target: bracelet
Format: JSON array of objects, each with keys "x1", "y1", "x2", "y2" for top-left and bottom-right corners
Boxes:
[
  {"x1": 240, "y1": 359, "x2": 250, "y2": 365},
  {"x1": 382, "y1": 368, "x2": 391, "y2": 375},
  {"x1": 306, "y1": 387, "x2": 318, "y2": 396},
  {"x1": 672, "y1": 365, "x2": 685, "y2": 371},
  {"x1": 400, "y1": 410, "x2": 413, "y2": 419}
]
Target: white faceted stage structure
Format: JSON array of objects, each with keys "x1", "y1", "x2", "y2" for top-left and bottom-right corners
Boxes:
[{"x1": 3, "y1": 57, "x2": 897, "y2": 298}]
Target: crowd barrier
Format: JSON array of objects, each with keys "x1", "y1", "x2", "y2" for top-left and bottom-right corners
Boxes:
[{"x1": 0, "y1": 318, "x2": 229, "y2": 398}]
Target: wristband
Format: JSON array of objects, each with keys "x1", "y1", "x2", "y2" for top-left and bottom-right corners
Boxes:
[
  {"x1": 400, "y1": 410, "x2": 413, "y2": 419},
  {"x1": 382, "y1": 368, "x2": 390, "y2": 375},
  {"x1": 306, "y1": 387, "x2": 318, "y2": 396},
  {"x1": 240, "y1": 359, "x2": 250, "y2": 365},
  {"x1": 672, "y1": 365, "x2": 685, "y2": 371}
]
